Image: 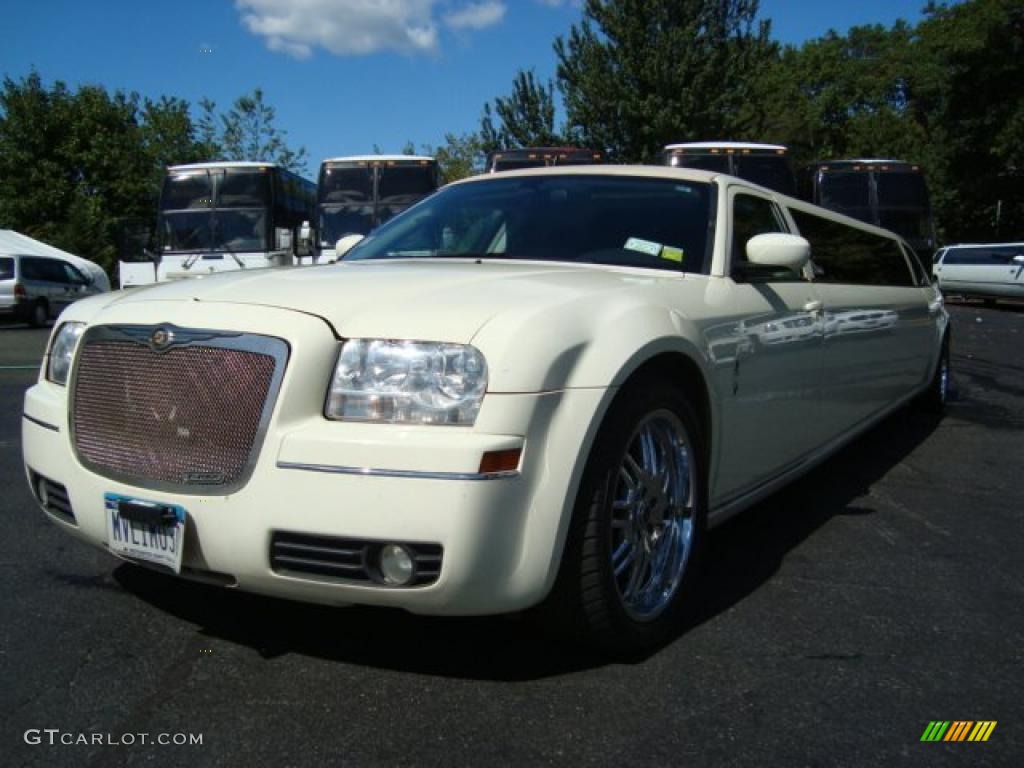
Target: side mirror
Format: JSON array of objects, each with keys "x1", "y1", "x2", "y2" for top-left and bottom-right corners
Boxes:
[
  {"x1": 295, "y1": 221, "x2": 314, "y2": 258},
  {"x1": 335, "y1": 234, "x2": 365, "y2": 260},
  {"x1": 274, "y1": 227, "x2": 293, "y2": 252},
  {"x1": 746, "y1": 233, "x2": 811, "y2": 271}
]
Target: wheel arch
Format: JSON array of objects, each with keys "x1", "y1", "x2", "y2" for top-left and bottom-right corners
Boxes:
[{"x1": 536, "y1": 341, "x2": 717, "y2": 603}]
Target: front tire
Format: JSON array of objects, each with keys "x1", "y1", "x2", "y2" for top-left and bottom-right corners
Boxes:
[{"x1": 547, "y1": 381, "x2": 707, "y2": 655}]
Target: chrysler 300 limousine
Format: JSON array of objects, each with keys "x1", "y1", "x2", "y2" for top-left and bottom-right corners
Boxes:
[{"x1": 22, "y1": 166, "x2": 949, "y2": 653}]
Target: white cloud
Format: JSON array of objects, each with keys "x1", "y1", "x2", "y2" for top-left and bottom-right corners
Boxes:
[
  {"x1": 443, "y1": 1, "x2": 506, "y2": 30},
  {"x1": 236, "y1": 0, "x2": 506, "y2": 58}
]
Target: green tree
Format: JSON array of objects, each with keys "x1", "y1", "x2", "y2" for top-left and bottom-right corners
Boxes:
[
  {"x1": 759, "y1": 22, "x2": 924, "y2": 165},
  {"x1": 913, "y1": 0, "x2": 1024, "y2": 240},
  {"x1": 0, "y1": 72, "x2": 208, "y2": 273},
  {"x1": 480, "y1": 69, "x2": 562, "y2": 152},
  {"x1": 554, "y1": 0, "x2": 777, "y2": 161},
  {"x1": 200, "y1": 89, "x2": 308, "y2": 175},
  {"x1": 422, "y1": 132, "x2": 486, "y2": 181}
]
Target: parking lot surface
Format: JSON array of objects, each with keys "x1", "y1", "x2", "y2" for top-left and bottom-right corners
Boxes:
[{"x1": 1, "y1": 303, "x2": 1021, "y2": 767}]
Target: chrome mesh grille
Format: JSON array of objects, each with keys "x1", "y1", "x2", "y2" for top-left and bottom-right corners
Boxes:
[{"x1": 72, "y1": 336, "x2": 280, "y2": 491}]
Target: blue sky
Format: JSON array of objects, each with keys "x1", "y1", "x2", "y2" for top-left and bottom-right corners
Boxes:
[{"x1": 4, "y1": 0, "x2": 935, "y2": 177}]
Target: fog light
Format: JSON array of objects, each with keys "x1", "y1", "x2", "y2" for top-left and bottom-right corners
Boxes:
[
  {"x1": 37, "y1": 479, "x2": 49, "y2": 506},
  {"x1": 379, "y1": 543, "x2": 415, "y2": 586}
]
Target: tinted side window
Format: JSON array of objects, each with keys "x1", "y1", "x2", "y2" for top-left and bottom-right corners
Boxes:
[
  {"x1": 901, "y1": 244, "x2": 931, "y2": 287},
  {"x1": 731, "y1": 193, "x2": 796, "y2": 281},
  {"x1": 62, "y1": 264, "x2": 86, "y2": 284},
  {"x1": 20, "y1": 257, "x2": 46, "y2": 281},
  {"x1": 0, "y1": 257, "x2": 13, "y2": 281},
  {"x1": 943, "y1": 246, "x2": 1022, "y2": 265},
  {"x1": 790, "y1": 209, "x2": 915, "y2": 287}
]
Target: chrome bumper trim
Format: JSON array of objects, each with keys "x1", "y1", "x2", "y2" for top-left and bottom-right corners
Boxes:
[{"x1": 276, "y1": 461, "x2": 519, "y2": 482}]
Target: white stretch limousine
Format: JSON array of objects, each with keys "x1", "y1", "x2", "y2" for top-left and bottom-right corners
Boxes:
[{"x1": 23, "y1": 167, "x2": 949, "y2": 653}]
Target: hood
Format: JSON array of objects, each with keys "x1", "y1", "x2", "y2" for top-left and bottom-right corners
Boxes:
[{"x1": 105, "y1": 260, "x2": 660, "y2": 343}]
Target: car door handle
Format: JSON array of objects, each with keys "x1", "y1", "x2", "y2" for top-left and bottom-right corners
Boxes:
[{"x1": 803, "y1": 300, "x2": 823, "y2": 314}]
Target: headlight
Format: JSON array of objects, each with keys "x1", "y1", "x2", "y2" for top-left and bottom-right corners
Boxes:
[
  {"x1": 46, "y1": 322, "x2": 86, "y2": 385},
  {"x1": 326, "y1": 339, "x2": 487, "y2": 425}
]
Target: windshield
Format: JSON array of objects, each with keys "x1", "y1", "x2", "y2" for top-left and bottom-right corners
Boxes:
[
  {"x1": 320, "y1": 205, "x2": 375, "y2": 246},
  {"x1": 160, "y1": 169, "x2": 271, "y2": 211},
  {"x1": 320, "y1": 165, "x2": 373, "y2": 204},
  {"x1": 347, "y1": 175, "x2": 712, "y2": 273},
  {"x1": 216, "y1": 170, "x2": 271, "y2": 208},
  {"x1": 819, "y1": 171, "x2": 871, "y2": 221},
  {"x1": 735, "y1": 155, "x2": 796, "y2": 195},
  {"x1": 159, "y1": 210, "x2": 268, "y2": 253},
  {"x1": 161, "y1": 171, "x2": 212, "y2": 209},
  {"x1": 876, "y1": 171, "x2": 929, "y2": 208},
  {"x1": 378, "y1": 166, "x2": 438, "y2": 202}
]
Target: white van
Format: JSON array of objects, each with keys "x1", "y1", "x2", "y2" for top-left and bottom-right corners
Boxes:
[
  {"x1": 0, "y1": 254, "x2": 106, "y2": 327},
  {"x1": 932, "y1": 243, "x2": 1024, "y2": 302}
]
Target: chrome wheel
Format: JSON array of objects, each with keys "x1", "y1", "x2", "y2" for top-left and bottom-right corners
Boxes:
[{"x1": 608, "y1": 409, "x2": 696, "y2": 622}]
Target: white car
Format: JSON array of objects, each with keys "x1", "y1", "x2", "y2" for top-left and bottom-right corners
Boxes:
[
  {"x1": 932, "y1": 242, "x2": 1024, "y2": 303},
  {"x1": 22, "y1": 167, "x2": 948, "y2": 653}
]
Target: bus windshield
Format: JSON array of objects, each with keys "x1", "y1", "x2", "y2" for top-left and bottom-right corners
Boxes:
[
  {"x1": 734, "y1": 155, "x2": 796, "y2": 196},
  {"x1": 876, "y1": 172, "x2": 928, "y2": 208},
  {"x1": 320, "y1": 166, "x2": 373, "y2": 203},
  {"x1": 317, "y1": 160, "x2": 440, "y2": 246},
  {"x1": 379, "y1": 165, "x2": 438, "y2": 202},
  {"x1": 158, "y1": 169, "x2": 271, "y2": 253},
  {"x1": 819, "y1": 172, "x2": 870, "y2": 210}
]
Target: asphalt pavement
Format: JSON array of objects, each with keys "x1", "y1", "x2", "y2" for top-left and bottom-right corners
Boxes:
[{"x1": 0, "y1": 303, "x2": 1020, "y2": 767}]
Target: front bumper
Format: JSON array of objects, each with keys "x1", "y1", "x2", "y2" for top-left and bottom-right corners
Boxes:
[{"x1": 22, "y1": 303, "x2": 606, "y2": 615}]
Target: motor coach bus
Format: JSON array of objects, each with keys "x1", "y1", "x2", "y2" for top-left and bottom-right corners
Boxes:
[
  {"x1": 485, "y1": 147, "x2": 604, "y2": 173},
  {"x1": 119, "y1": 162, "x2": 316, "y2": 287},
  {"x1": 661, "y1": 142, "x2": 797, "y2": 196},
  {"x1": 317, "y1": 156, "x2": 441, "y2": 255},
  {"x1": 807, "y1": 159, "x2": 936, "y2": 255}
]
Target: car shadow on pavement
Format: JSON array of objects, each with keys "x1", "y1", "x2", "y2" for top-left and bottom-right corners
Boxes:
[
  {"x1": 113, "y1": 406, "x2": 941, "y2": 682},
  {"x1": 682, "y1": 406, "x2": 940, "y2": 638}
]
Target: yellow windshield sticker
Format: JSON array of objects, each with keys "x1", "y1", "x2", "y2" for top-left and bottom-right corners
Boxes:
[{"x1": 661, "y1": 246, "x2": 684, "y2": 263}]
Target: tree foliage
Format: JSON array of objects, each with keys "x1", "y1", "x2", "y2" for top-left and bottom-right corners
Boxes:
[
  {"x1": 0, "y1": 72, "x2": 205, "y2": 271},
  {"x1": 424, "y1": 132, "x2": 486, "y2": 182},
  {"x1": 480, "y1": 70, "x2": 562, "y2": 152},
  {"x1": 554, "y1": 0, "x2": 777, "y2": 162},
  {"x1": 758, "y1": 0, "x2": 1023, "y2": 240},
  {"x1": 199, "y1": 88, "x2": 308, "y2": 175}
]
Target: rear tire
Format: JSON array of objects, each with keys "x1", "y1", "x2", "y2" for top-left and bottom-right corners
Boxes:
[
  {"x1": 545, "y1": 381, "x2": 707, "y2": 656},
  {"x1": 920, "y1": 334, "x2": 950, "y2": 413},
  {"x1": 28, "y1": 300, "x2": 48, "y2": 328}
]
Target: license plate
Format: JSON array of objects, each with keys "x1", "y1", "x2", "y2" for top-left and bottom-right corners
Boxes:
[{"x1": 104, "y1": 493, "x2": 186, "y2": 573}]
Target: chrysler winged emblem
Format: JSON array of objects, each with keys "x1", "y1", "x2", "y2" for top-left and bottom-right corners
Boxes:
[{"x1": 149, "y1": 327, "x2": 174, "y2": 351}]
